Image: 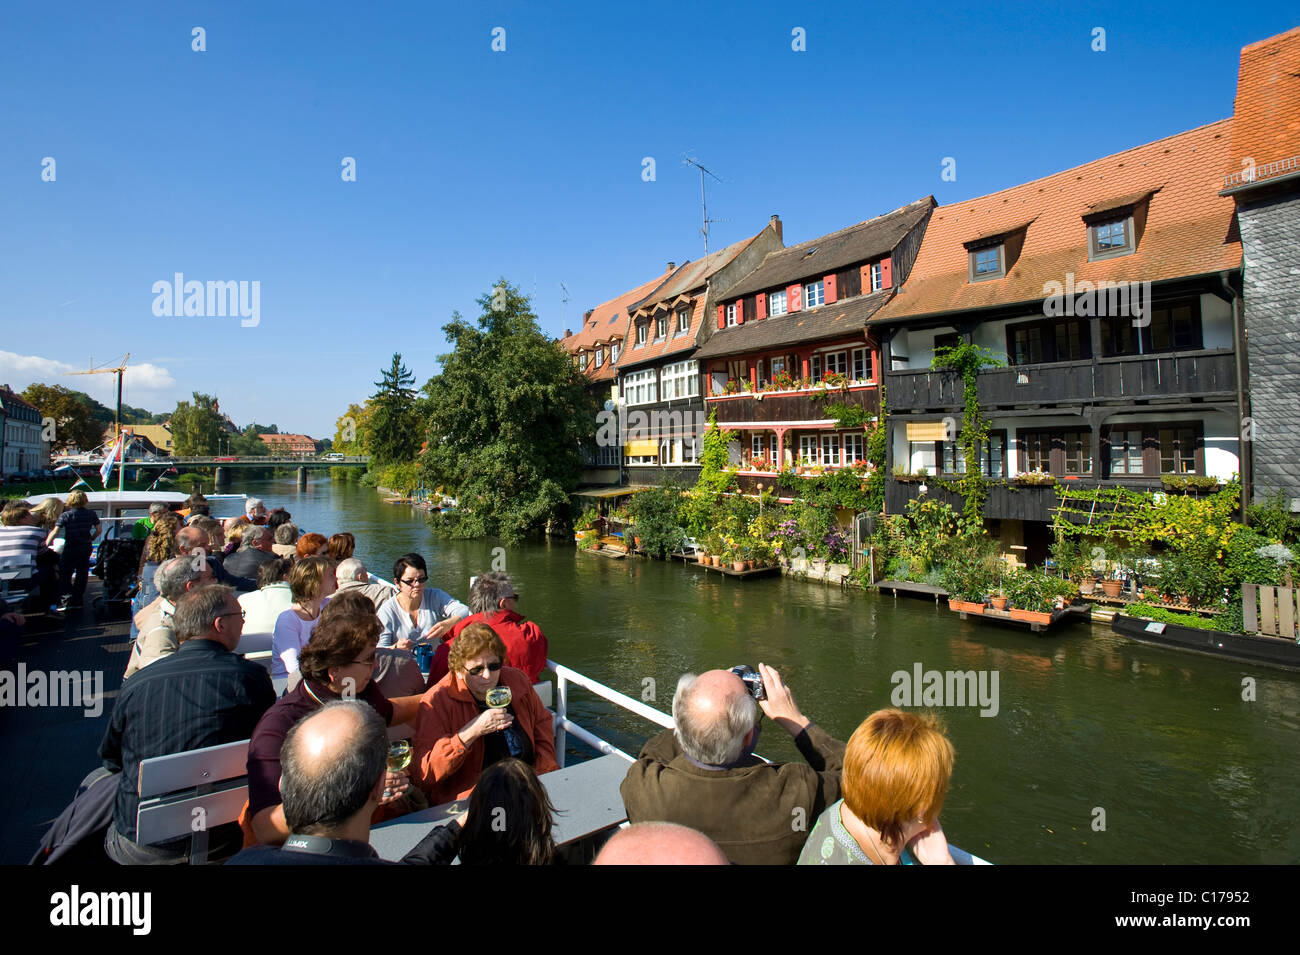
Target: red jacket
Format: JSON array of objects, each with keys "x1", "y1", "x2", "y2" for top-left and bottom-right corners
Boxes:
[
  {"x1": 412, "y1": 666, "x2": 558, "y2": 805},
  {"x1": 427, "y1": 609, "x2": 549, "y2": 686}
]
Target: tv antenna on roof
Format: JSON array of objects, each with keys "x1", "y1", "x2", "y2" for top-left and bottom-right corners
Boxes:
[
  {"x1": 683, "y1": 156, "x2": 725, "y2": 259},
  {"x1": 559, "y1": 283, "x2": 570, "y2": 331}
]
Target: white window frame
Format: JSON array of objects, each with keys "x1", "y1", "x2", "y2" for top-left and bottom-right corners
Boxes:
[
  {"x1": 595, "y1": 347, "x2": 604, "y2": 368},
  {"x1": 579, "y1": 353, "x2": 588, "y2": 371},
  {"x1": 660, "y1": 360, "x2": 699, "y2": 401},
  {"x1": 768, "y1": 290, "x2": 788, "y2": 317},
  {"x1": 725, "y1": 303, "x2": 738, "y2": 327},
  {"x1": 843, "y1": 433, "x2": 865, "y2": 464},
  {"x1": 870, "y1": 262, "x2": 882, "y2": 292},
  {"x1": 851, "y1": 347, "x2": 870, "y2": 382},
  {"x1": 799, "y1": 435, "x2": 818, "y2": 465},
  {"x1": 656, "y1": 314, "x2": 667, "y2": 339},
  {"x1": 636, "y1": 323, "x2": 647, "y2": 345},
  {"x1": 623, "y1": 369, "x2": 658, "y2": 406},
  {"x1": 677, "y1": 309, "x2": 690, "y2": 334},
  {"x1": 821, "y1": 434, "x2": 841, "y2": 467},
  {"x1": 823, "y1": 351, "x2": 848, "y2": 377},
  {"x1": 610, "y1": 342, "x2": 620, "y2": 362},
  {"x1": 805, "y1": 281, "x2": 825, "y2": 309}
]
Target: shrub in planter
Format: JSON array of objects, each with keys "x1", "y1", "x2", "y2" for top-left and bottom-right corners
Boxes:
[{"x1": 1005, "y1": 570, "x2": 1054, "y2": 614}]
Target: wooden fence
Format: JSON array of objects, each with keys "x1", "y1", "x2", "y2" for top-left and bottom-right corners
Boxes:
[{"x1": 1242, "y1": 584, "x2": 1300, "y2": 640}]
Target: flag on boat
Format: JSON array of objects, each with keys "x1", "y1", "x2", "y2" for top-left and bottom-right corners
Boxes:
[
  {"x1": 100, "y1": 432, "x2": 127, "y2": 488},
  {"x1": 68, "y1": 476, "x2": 91, "y2": 491}
]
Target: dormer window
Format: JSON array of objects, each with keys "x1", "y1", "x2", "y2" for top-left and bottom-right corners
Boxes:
[
  {"x1": 970, "y1": 245, "x2": 1004, "y2": 281},
  {"x1": 579, "y1": 352, "x2": 588, "y2": 370},
  {"x1": 610, "y1": 342, "x2": 620, "y2": 362},
  {"x1": 656, "y1": 315, "x2": 667, "y2": 339},
  {"x1": 1089, "y1": 217, "x2": 1134, "y2": 259},
  {"x1": 636, "y1": 323, "x2": 647, "y2": 346},
  {"x1": 725, "y1": 303, "x2": 738, "y2": 327},
  {"x1": 805, "y1": 280, "x2": 825, "y2": 308},
  {"x1": 768, "y1": 289, "x2": 788, "y2": 317},
  {"x1": 870, "y1": 262, "x2": 883, "y2": 292},
  {"x1": 595, "y1": 347, "x2": 604, "y2": 368},
  {"x1": 677, "y1": 308, "x2": 689, "y2": 334}
]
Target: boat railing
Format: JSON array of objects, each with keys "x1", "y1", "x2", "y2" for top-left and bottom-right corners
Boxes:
[{"x1": 547, "y1": 659, "x2": 674, "y2": 767}]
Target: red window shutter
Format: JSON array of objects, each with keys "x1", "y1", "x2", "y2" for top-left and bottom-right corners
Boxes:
[
  {"x1": 801, "y1": 356, "x2": 810, "y2": 379},
  {"x1": 749, "y1": 367, "x2": 758, "y2": 389},
  {"x1": 716, "y1": 304, "x2": 725, "y2": 330},
  {"x1": 870, "y1": 347, "x2": 879, "y2": 383},
  {"x1": 860, "y1": 264, "x2": 872, "y2": 291},
  {"x1": 880, "y1": 257, "x2": 893, "y2": 289},
  {"x1": 756, "y1": 292, "x2": 767, "y2": 320},
  {"x1": 735, "y1": 299, "x2": 744, "y2": 325},
  {"x1": 824, "y1": 274, "x2": 838, "y2": 304},
  {"x1": 788, "y1": 284, "x2": 802, "y2": 313}
]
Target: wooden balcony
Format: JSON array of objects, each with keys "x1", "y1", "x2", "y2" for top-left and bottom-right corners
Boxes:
[
  {"x1": 886, "y1": 349, "x2": 1237, "y2": 412},
  {"x1": 885, "y1": 475, "x2": 1195, "y2": 523},
  {"x1": 708, "y1": 385, "x2": 879, "y2": 425}
]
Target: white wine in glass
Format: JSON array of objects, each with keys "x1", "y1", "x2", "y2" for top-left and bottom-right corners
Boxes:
[
  {"x1": 387, "y1": 740, "x2": 412, "y2": 773},
  {"x1": 485, "y1": 686, "x2": 512, "y2": 708}
]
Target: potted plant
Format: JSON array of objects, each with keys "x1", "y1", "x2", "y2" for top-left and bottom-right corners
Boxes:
[
  {"x1": 941, "y1": 562, "x2": 989, "y2": 615},
  {"x1": 989, "y1": 583, "x2": 1009, "y2": 611},
  {"x1": 1006, "y1": 570, "x2": 1054, "y2": 624},
  {"x1": 1098, "y1": 543, "x2": 1123, "y2": 598}
]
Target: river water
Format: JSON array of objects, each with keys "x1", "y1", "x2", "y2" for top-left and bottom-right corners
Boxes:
[{"x1": 229, "y1": 475, "x2": 1300, "y2": 865}]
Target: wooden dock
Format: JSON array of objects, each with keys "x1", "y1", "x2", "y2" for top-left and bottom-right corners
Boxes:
[
  {"x1": 696, "y1": 562, "x2": 781, "y2": 579},
  {"x1": 951, "y1": 602, "x2": 1091, "y2": 636},
  {"x1": 875, "y1": 580, "x2": 948, "y2": 603}
]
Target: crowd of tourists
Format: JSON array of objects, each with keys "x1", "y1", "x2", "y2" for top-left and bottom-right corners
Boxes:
[{"x1": 12, "y1": 490, "x2": 960, "y2": 866}]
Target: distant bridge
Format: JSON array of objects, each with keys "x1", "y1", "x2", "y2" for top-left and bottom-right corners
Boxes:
[{"x1": 120, "y1": 456, "x2": 371, "y2": 468}]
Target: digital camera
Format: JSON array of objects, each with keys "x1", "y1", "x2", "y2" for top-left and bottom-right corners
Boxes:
[{"x1": 730, "y1": 665, "x2": 766, "y2": 701}]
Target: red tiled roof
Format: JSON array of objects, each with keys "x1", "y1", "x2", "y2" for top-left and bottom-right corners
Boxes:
[
  {"x1": 0, "y1": 388, "x2": 39, "y2": 413},
  {"x1": 873, "y1": 120, "x2": 1241, "y2": 323},
  {"x1": 1224, "y1": 27, "x2": 1300, "y2": 188},
  {"x1": 619, "y1": 234, "x2": 761, "y2": 370},
  {"x1": 559, "y1": 271, "x2": 675, "y2": 384}
]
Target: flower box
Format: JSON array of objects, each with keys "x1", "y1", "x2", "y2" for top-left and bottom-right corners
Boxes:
[
  {"x1": 1009, "y1": 608, "x2": 1052, "y2": 625},
  {"x1": 948, "y1": 600, "x2": 986, "y2": 615}
]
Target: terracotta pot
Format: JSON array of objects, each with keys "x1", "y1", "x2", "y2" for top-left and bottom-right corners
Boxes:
[
  {"x1": 990, "y1": 596, "x2": 1009, "y2": 611},
  {"x1": 732, "y1": 561, "x2": 746, "y2": 572},
  {"x1": 1179, "y1": 595, "x2": 1191, "y2": 606},
  {"x1": 1010, "y1": 608, "x2": 1053, "y2": 625},
  {"x1": 744, "y1": 560, "x2": 755, "y2": 570},
  {"x1": 948, "y1": 600, "x2": 985, "y2": 615},
  {"x1": 1079, "y1": 578, "x2": 1096, "y2": 595},
  {"x1": 710, "y1": 556, "x2": 721, "y2": 566},
  {"x1": 1101, "y1": 580, "x2": 1123, "y2": 597}
]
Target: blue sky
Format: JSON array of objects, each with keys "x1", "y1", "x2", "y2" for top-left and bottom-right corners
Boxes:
[{"x1": 1, "y1": 1, "x2": 1294, "y2": 438}]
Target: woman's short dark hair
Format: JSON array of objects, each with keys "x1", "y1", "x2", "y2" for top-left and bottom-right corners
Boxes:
[
  {"x1": 298, "y1": 612, "x2": 381, "y2": 684},
  {"x1": 257, "y1": 556, "x2": 294, "y2": 589},
  {"x1": 392, "y1": 553, "x2": 427, "y2": 583},
  {"x1": 267, "y1": 508, "x2": 291, "y2": 530},
  {"x1": 457, "y1": 759, "x2": 558, "y2": 865}
]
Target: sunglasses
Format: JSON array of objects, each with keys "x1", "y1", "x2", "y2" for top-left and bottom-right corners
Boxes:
[
  {"x1": 400, "y1": 575, "x2": 429, "y2": 587},
  {"x1": 465, "y1": 661, "x2": 503, "y2": 677}
]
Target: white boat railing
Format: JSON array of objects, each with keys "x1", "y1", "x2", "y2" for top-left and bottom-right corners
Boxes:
[{"x1": 547, "y1": 659, "x2": 674, "y2": 768}]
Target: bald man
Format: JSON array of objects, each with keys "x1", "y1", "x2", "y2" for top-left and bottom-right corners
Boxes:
[
  {"x1": 619, "y1": 663, "x2": 846, "y2": 865},
  {"x1": 176, "y1": 524, "x2": 256, "y2": 592},
  {"x1": 227, "y1": 701, "x2": 462, "y2": 865},
  {"x1": 594, "y1": 823, "x2": 729, "y2": 865}
]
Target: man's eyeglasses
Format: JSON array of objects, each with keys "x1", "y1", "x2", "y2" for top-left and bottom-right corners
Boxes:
[
  {"x1": 465, "y1": 661, "x2": 503, "y2": 677},
  {"x1": 400, "y1": 576, "x2": 429, "y2": 588},
  {"x1": 217, "y1": 609, "x2": 246, "y2": 621}
]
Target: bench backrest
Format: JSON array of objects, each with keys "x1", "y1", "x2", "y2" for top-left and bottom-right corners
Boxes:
[{"x1": 136, "y1": 740, "x2": 250, "y2": 848}]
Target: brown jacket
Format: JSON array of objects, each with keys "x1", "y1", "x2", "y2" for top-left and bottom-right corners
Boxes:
[{"x1": 619, "y1": 724, "x2": 845, "y2": 865}]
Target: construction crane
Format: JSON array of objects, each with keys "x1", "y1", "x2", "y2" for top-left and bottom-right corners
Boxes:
[{"x1": 67, "y1": 353, "x2": 130, "y2": 442}]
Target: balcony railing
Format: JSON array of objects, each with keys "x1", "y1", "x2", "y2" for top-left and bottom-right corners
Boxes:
[
  {"x1": 886, "y1": 350, "x2": 1236, "y2": 412},
  {"x1": 710, "y1": 385, "x2": 878, "y2": 425}
]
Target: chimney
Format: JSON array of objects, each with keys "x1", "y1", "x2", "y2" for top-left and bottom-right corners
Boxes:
[
  {"x1": 666, "y1": 262, "x2": 676, "y2": 273},
  {"x1": 770, "y1": 214, "x2": 782, "y2": 241},
  {"x1": 563, "y1": 328, "x2": 571, "y2": 338}
]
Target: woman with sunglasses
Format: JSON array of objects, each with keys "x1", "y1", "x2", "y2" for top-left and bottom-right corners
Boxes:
[
  {"x1": 412, "y1": 623, "x2": 557, "y2": 805},
  {"x1": 376, "y1": 553, "x2": 469, "y2": 652},
  {"x1": 245, "y1": 608, "x2": 427, "y2": 846}
]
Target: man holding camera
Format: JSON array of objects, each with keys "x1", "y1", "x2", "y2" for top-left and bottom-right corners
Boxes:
[{"x1": 619, "y1": 662, "x2": 845, "y2": 865}]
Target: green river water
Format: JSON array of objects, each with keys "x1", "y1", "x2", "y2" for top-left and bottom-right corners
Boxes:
[{"x1": 227, "y1": 475, "x2": 1300, "y2": 865}]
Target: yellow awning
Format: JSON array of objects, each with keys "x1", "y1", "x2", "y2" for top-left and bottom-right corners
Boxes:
[
  {"x1": 624, "y1": 440, "x2": 659, "y2": 455},
  {"x1": 906, "y1": 421, "x2": 949, "y2": 442}
]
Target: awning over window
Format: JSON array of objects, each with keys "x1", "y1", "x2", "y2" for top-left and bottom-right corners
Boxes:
[
  {"x1": 906, "y1": 421, "x2": 949, "y2": 442},
  {"x1": 624, "y1": 439, "x2": 659, "y2": 456}
]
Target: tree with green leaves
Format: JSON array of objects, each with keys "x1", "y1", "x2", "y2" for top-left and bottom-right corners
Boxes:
[
  {"x1": 369, "y1": 354, "x2": 420, "y2": 465},
  {"x1": 334, "y1": 401, "x2": 374, "y2": 456},
  {"x1": 169, "y1": 393, "x2": 224, "y2": 455},
  {"x1": 20, "y1": 383, "x2": 102, "y2": 452},
  {"x1": 418, "y1": 280, "x2": 597, "y2": 542}
]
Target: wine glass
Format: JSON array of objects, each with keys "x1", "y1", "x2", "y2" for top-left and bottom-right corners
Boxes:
[
  {"x1": 385, "y1": 740, "x2": 412, "y2": 798},
  {"x1": 485, "y1": 686, "x2": 512, "y2": 709}
]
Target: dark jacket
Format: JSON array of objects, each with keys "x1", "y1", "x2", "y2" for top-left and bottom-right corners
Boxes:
[
  {"x1": 225, "y1": 822, "x2": 460, "y2": 865},
  {"x1": 620, "y1": 724, "x2": 846, "y2": 865},
  {"x1": 222, "y1": 547, "x2": 277, "y2": 581}
]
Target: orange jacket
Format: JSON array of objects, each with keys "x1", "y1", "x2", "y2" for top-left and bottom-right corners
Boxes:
[{"x1": 412, "y1": 666, "x2": 558, "y2": 805}]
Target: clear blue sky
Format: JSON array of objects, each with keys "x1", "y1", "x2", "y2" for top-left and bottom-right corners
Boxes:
[{"x1": 2, "y1": 1, "x2": 1293, "y2": 438}]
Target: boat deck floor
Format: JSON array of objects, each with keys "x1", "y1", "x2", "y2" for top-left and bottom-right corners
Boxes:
[{"x1": 1, "y1": 581, "x2": 129, "y2": 864}]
